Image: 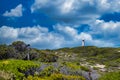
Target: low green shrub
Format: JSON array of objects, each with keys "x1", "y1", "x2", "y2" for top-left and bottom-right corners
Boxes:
[
  {"x1": 27, "y1": 73, "x2": 85, "y2": 80},
  {"x1": 99, "y1": 71, "x2": 120, "y2": 80},
  {"x1": 49, "y1": 73, "x2": 85, "y2": 80},
  {"x1": 39, "y1": 66, "x2": 54, "y2": 77},
  {"x1": 0, "y1": 59, "x2": 39, "y2": 80},
  {"x1": 62, "y1": 62, "x2": 81, "y2": 70},
  {"x1": 80, "y1": 66, "x2": 90, "y2": 72}
]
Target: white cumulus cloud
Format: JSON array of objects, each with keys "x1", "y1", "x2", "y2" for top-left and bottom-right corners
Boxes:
[
  {"x1": 3, "y1": 4, "x2": 23, "y2": 17},
  {"x1": 0, "y1": 23, "x2": 117, "y2": 49},
  {"x1": 89, "y1": 20, "x2": 120, "y2": 46},
  {"x1": 0, "y1": 26, "x2": 18, "y2": 39},
  {"x1": 30, "y1": 0, "x2": 120, "y2": 25},
  {"x1": 0, "y1": 25, "x2": 64, "y2": 49}
]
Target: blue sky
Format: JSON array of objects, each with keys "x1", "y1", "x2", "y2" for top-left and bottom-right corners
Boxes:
[{"x1": 0, "y1": 0, "x2": 120, "y2": 49}]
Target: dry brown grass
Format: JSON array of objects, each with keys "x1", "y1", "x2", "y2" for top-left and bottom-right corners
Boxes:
[{"x1": 0, "y1": 70, "x2": 13, "y2": 80}]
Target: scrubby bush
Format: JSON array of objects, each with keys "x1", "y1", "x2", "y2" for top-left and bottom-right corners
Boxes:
[
  {"x1": 99, "y1": 71, "x2": 120, "y2": 80},
  {"x1": 0, "y1": 59, "x2": 39, "y2": 80},
  {"x1": 80, "y1": 66, "x2": 90, "y2": 72},
  {"x1": 49, "y1": 73, "x2": 85, "y2": 80},
  {"x1": 38, "y1": 52, "x2": 58, "y2": 62},
  {"x1": 26, "y1": 73, "x2": 85, "y2": 80},
  {"x1": 0, "y1": 41, "x2": 58, "y2": 62},
  {"x1": 62, "y1": 62, "x2": 81, "y2": 70},
  {"x1": 11, "y1": 41, "x2": 28, "y2": 52},
  {"x1": 39, "y1": 66, "x2": 55, "y2": 77},
  {"x1": 0, "y1": 44, "x2": 9, "y2": 59}
]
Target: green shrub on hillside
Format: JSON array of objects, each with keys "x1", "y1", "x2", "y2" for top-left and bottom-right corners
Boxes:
[
  {"x1": 61, "y1": 62, "x2": 90, "y2": 72},
  {"x1": 27, "y1": 73, "x2": 85, "y2": 80},
  {"x1": 62, "y1": 62, "x2": 81, "y2": 70},
  {"x1": 0, "y1": 41, "x2": 58, "y2": 62},
  {"x1": 48, "y1": 73, "x2": 85, "y2": 80},
  {"x1": 0, "y1": 59, "x2": 39, "y2": 80},
  {"x1": 99, "y1": 71, "x2": 120, "y2": 80},
  {"x1": 39, "y1": 66, "x2": 55, "y2": 77},
  {"x1": 37, "y1": 52, "x2": 58, "y2": 62},
  {"x1": 80, "y1": 66, "x2": 90, "y2": 72}
]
